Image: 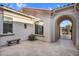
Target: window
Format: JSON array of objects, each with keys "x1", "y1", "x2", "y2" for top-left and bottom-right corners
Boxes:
[
  {"x1": 3, "y1": 16, "x2": 13, "y2": 34},
  {"x1": 35, "y1": 21, "x2": 44, "y2": 35}
]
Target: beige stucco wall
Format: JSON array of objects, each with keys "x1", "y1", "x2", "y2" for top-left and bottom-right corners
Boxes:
[{"x1": 34, "y1": 12, "x2": 51, "y2": 42}]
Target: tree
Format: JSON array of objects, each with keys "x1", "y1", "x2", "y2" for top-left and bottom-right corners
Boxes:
[{"x1": 65, "y1": 25, "x2": 72, "y2": 34}]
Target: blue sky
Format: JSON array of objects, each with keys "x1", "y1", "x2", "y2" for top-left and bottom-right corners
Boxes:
[
  {"x1": 0, "y1": 3, "x2": 70, "y2": 10},
  {"x1": 0, "y1": 3, "x2": 71, "y2": 27},
  {"x1": 60, "y1": 20, "x2": 71, "y2": 27}
]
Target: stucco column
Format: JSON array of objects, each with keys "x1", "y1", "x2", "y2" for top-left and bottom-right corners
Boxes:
[
  {"x1": 50, "y1": 15, "x2": 56, "y2": 42},
  {"x1": 76, "y1": 17, "x2": 79, "y2": 49},
  {"x1": 0, "y1": 11, "x2": 3, "y2": 34},
  {"x1": 43, "y1": 16, "x2": 51, "y2": 42}
]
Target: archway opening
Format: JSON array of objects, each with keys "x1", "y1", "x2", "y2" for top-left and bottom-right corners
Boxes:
[
  {"x1": 55, "y1": 15, "x2": 76, "y2": 46},
  {"x1": 60, "y1": 20, "x2": 72, "y2": 40}
]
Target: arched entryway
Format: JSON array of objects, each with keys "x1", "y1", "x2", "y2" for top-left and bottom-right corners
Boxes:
[
  {"x1": 55, "y1": 15, "x2": 76, "y2": 45},
  {"x1": 60, "y1": 20, "x2": 72, "y2": 40}
]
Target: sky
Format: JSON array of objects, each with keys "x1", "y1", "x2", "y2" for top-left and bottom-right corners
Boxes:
[
  {"x1": 0, "y1": 3, "x2": 71, "y2": 10},
  {"x1": 60, "y1": 20, "x2": 72, "y2": 27},
  {"x1": 0, "y1": 3, "x2": 72, "y2": 27}
]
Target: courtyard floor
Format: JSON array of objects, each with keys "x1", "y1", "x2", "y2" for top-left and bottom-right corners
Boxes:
[{"x1": 0, "y1": 39, "x2": 79, "y2": 56}]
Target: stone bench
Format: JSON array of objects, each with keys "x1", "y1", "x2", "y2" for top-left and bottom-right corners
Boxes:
[{"x1": 7, "y1": 39, "x2": 21, "y2": 46}]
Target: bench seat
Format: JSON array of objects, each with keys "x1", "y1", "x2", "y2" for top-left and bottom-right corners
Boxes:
[{"x1": 7, "y1": 39, "x2": 21, "y2": 46}]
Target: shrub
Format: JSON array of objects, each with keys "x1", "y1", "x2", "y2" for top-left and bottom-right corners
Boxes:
[{"x1": 28, "y1": 34, "x2": 37, "y2": 41}]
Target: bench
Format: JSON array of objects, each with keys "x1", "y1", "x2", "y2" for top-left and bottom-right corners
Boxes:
[{"x1": 7, "y1": 39, "x2": 21, "y2": 46}]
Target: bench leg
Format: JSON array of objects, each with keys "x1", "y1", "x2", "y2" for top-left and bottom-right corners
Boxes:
[
  {"x1": 8, "y1": 43, "x2": 11, "y2": 46},
  {"x1": 17, "y1": 40, "x2": 20, "y2": 44}
]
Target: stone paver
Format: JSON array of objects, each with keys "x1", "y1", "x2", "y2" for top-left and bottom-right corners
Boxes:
[{"x1": 0, "y1": 40, "x2": 79, "y2": 56}]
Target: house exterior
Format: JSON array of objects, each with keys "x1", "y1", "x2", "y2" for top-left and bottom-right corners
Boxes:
[
  {"x1": 0, "y1": 6, "x2": 40, "y2": 46},
  {"x1": 0, "y1": 3, "x2": 79, "y2": 49},
  {"x1": 20, "y1": 7, "x2": 52, "y2": 42},
  {"x1": 20, "y1": 3, "x2": 79, "y2": 49}
]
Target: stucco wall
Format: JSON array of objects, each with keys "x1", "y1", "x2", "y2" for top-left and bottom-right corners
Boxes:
[
  {"x1": 75, "y1": 13, "x2": 79, "y2": 49},
  {"x1": 0, "y1": 12, "x2": 3, "y2": 34},
  {"x1": 0, "y1": 11, "x2": 35, "y2": 46},
  {"x1": 13, "y1": 22, "x2": 34, "y2": 41},
  {"x1": 34, "y1": 13, "x2": 51, "y2": 42},
  {"x1": 20, "y1": 9, "x2": 52, "y2": 42},
  {"x1": 51, "y1": 8, "x2": 75, "y2": 41}
]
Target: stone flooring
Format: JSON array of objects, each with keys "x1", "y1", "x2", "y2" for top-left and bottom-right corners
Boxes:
[
  {"x1": 0, "y1": 39, "x2": 79, "y2": 56},
  {"x1": 61, "y1": 34, "x2": 71, "y2": 39}
]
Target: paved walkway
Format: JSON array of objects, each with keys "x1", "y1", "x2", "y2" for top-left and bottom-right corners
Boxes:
[
  {"x1": 0, "y1": 40, "x2": 79, "y2": 56},
  {"x1": 61, "y1": 34, "x2": 71, "y2": 39}
]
